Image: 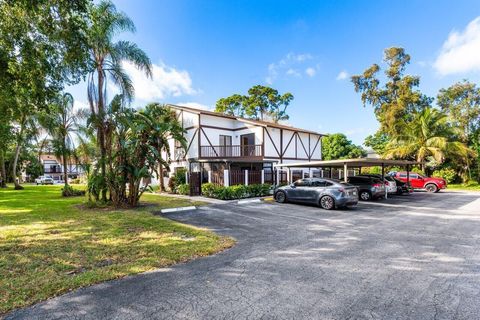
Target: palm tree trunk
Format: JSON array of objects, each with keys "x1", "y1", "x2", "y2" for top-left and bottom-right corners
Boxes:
[
  {"x1": 97, "y1": 68, "x2": 108, "y2": 202},
  {"x1": 0, "y1": 150, "x2": 7, "y2": 188},
  {"x1": 159, "y1": 163, "x2": 165, "y2": 192},
  {"x1": 62, "y1": 140, "x2": 68, "y2": 187}
]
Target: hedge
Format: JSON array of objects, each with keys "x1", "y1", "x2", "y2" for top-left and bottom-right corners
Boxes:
[{"x1": 201, "y1": 183, "x2": 271, "y2": 200}]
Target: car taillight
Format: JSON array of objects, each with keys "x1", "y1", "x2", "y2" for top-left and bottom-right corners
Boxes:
[
  {"x1": 373, "y1": 183, "x2": 382, "y2": 188},
  {"x1": 385, "y1": 181, "x2": 390, "y2": 186}
]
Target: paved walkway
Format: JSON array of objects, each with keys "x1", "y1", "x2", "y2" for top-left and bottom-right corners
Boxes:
[{"x1": 8, "y1": 191, "x2": 480, "y2": 319}]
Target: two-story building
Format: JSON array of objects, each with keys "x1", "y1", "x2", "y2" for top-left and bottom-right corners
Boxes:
[
  {"x1": 165, "y1": 104, "x2": 325, "y2": 191},
  {"x1": 40, "y1": 154, "x2": 85, "y2": 182}
]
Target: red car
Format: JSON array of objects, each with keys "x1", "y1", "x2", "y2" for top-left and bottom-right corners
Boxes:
[{"x1": 391, "y1": 172, "x2": 446, "y2": 193}]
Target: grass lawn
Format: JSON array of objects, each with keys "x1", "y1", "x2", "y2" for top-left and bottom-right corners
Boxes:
[
  {"x1": 0, "y1": 185, "x2": 234, "y2": 315},
  {"x1": 448, "y1": 182, "x2": 480, "y2": 191}
]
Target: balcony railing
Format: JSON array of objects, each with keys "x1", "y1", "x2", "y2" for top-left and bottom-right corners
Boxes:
[{"x1": 200, "y1": 144, "x2": 263, "y2": 158}]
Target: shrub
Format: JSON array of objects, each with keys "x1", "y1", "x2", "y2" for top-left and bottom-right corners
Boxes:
[
  {"x1": 201, "y1": 183, "x2": 221, "y2": 198},
  {"x1": 70, "y1": 178, "x2": 81, "y2": 184},
  {"x1": 62, "y1": 185, "x2": 86, "y2": 197},
  {"x1": 432, "y1": 168, "x2": 457, "y2": 184},
  {"x1": 201, "y1": 183, "x2": 272, "y2": 200},
  {"x1": 176, "y1": 183, "x2": 190, "y2": 195}
]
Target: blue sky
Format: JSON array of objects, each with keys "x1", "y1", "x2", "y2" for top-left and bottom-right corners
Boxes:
[{"x1": 69, "y1": 0, "x2": 480, "y2": 145}]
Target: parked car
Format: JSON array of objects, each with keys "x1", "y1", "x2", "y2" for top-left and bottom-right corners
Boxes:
[
  {"x1": 346, "y1": 176, "x2": 386, "y2": 201},
  {"x1": 357, "y1": 174, "x2": 397, "y2": 194},
  {"x1": 391, "y1": 171, "x2": 446, "y2": 193},
  {"x1": 35, "y1": 176, "x2": 54, "y2": 185},
  {"x1": 392, "y1": 177, "x2": 413, "y2": 195},
  {"x1": 274, "y1": 178, "x2": 358, "y2": 210}
]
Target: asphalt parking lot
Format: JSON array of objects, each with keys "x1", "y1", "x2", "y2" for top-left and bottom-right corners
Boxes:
[{"x1": 8, "y1": 191, "x2": 480, "y2": 319}]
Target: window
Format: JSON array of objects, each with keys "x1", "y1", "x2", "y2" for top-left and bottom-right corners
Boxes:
[
  {"x1": 311, "y1": 179, "x2": 326, "y2": 187},
  {"x1": 219, "y1": 135, "x2": 232, "y2": 156},
  {"x1": 294, "y1": 179, "x2": 310, "y2": 187},
  {"x1": 399, "y1": 173, "x2": 407, "y2": 178}
]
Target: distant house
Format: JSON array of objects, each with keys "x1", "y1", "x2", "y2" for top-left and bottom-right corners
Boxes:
[
  {"x1": 40, "y1": 154, "x2": 85, "y2": 181},
  {"x1": 162, "y1": 104, "x2": 325, "y2": 191}
]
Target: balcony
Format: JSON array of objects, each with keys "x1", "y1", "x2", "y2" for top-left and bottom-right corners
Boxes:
[{"x1": 200, "y1": 144, "x2": 263, "y2": 159}]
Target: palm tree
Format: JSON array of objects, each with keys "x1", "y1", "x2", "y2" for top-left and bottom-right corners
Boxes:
[
  {"x1": 384, "y1": 107, "x2": 475, "y2": 172},
  {"x1": 42, "y1": 93, "x2": 80, "y2": 187},
  {"x1": 140, "y1": 103, "x2": 187, "y2": 192},
  {"x1": 86, "y1": 0, "x2": 152, "y2": 201}
]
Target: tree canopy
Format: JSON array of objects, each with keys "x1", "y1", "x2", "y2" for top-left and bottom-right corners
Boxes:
[
  {"x1": 215, "y1": 85, "x2": 294, "y2": 123},
  {"x1": 321, "y1": 133, "x2": 366, "y2": 160}
]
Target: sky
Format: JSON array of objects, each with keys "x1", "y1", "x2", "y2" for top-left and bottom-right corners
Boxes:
[{"x1": 68, "y1": 0, "x2": 480, "y2": 145}]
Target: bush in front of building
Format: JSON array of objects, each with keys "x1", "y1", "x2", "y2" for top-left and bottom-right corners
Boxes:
[
  {"x1": 432, "y1": 167, "x2": 458, "y2": 184},
  {"x1": 201, "y1": 183, "x2": 271, "y2": 200},
  {"x1": 62, "y1": 185, "x2": 86, "y2": 197},
  {"x1": 176, "y1": 183, "x2": 190, "y2": 195}
]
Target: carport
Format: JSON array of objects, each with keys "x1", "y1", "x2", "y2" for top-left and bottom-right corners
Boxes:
[{"x1": 274, "y1": 158, "x2": 420, "y2": 198}]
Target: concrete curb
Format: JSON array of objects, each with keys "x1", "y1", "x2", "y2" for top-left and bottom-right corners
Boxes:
[
  {"x1": 160, "y1": 206, "x2": 196, "y2": 213},
  {"x1": 237, "y1": 199, "x2": 262, "y2": 205}
]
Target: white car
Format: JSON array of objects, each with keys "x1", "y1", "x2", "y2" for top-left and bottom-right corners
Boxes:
[
  {"x1": 358, "y1": 174, "x2": 397, "y2": 194},
  {"x1": 35, "y1": 176, "x2": 54, "y2": 185}
]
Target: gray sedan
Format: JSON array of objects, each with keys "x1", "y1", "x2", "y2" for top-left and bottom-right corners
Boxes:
[{"x1": 274, "y1": 178, "x2": 359, "y2": 210}]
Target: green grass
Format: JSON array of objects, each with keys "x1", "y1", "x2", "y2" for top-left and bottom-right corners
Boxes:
[
  {"x1": 448, "y1": 182, "x2": 480, "y2": 191},
  {"x1": 0, "y1": 185, "x2": 234, "y2": 315}
]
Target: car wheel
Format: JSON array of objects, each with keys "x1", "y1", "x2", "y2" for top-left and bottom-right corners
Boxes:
[
  {"x1": 360, "y1": 191, "x2": 372, "y2": 201},
  {"x1": 319, "y1": 196, "x2": 335, "y2": 210},
  {"x1": 425, "y1": 184, "x2": 438, "y2": 193},
  {"x1": 275, "y1": 191, "x2": 287, "y2": 203}
]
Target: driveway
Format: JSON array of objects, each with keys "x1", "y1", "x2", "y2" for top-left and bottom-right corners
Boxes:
[{"x1": 8, "y1": 191, "x2": 480, "y2": 319}]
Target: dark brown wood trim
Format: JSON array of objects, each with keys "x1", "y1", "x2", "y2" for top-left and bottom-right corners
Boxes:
[
  {"x1": 308, "y1": 133, "x2": 311, "y2": 160},
  {"x1": 297, "y1": 134, "x2": 308, "y2": 158},
  {"x1": 188, "y1": 124, "x2": 254, "y2": 132},
  {"x1": 184, "y1": 126, "x2": 197, "y2": 131},
  {"x1": 264, "y1": 128, "x2": 281, "y2": 157},
  {"x1": 186, "y1": 129, "x2": 198, "y2": 154},
  {"x1": 262, "y1": 128, "x2": 265, "y2": 159},
  {"x1": 280, "y1": 129, "x2": 283, "y2": 161},
  {"x1": 310, "y1": 136, "x2": 321, "y2": 158},
  {"x1": 295, "y1": 132, "x2": 297, "y2": 159},
  {"x1": 281, "y1": 131, "x2": 295, "y2": 157},
  {"x1": 198, "y1": 114, "x2": 201, "y2": 158},
  {"x1": 200, "y1": 127, "x2": 219, "y2": 157}
]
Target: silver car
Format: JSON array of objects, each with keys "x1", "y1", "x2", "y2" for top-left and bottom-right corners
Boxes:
[{"x1": 274, "y1": 178, "x2": 359, "y2": 210}]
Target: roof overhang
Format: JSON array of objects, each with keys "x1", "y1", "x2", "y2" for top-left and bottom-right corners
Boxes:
[{"x1": 274, "y1": 158, "x2": 420, "y2": 168}]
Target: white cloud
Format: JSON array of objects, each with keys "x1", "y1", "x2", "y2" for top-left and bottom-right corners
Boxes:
[
  {"x1": 305, "y1": 67, "x2": 316, "y2": 77},
  {"x1": 265, "y1": 52, "x2": 314, "y2": 84},
  {"x1": 434, "y1": 17, "x2": 480, "y2": 75},
  {"x1": 286, "y1": 68, "x2": 301, "y2": 77},
  {"x1": 336, "y1": 70, "x2": 349, "y2": 80},
  {"x1": 122, "y1": 61, "x2": 198, "y2": 102},
  {"x1": 177, "y1": 102, "x2": 211, "y2": 111}
]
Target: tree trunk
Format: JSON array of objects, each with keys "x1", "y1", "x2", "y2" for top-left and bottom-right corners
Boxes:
[
  {"x1": 12, "y1": 143, "x2": 22, "y2": 189},
  {"x1": 62, "y1": 140, "x2": 68, "y2": 187},
  {"x1": 159, "y1": 163, "x2": 165, "y2": 192},
  {"x1": 12, "y1": 120, "x2": 25, "y2": 190},
  {"x1": 0, "y1": 150, "x2": 7, "y2": 188},
  {"x1": 97, "y1": 67, "x2": 107, "y2": 202}
]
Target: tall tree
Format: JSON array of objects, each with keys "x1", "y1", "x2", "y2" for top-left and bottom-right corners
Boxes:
[
  {"x1": 384, "y1": 107, "x2": 475, "y2": 174},
  {"x1": 41, "y1": 93, "x2": 81, "y2": 187},
  {"x1": 0, "y1": 0, "x2": 90, "y2": 189},
  {"x1": 85, "y1": 0, "x2": 152, "y2": 201},
  {"x1": 140, "y1": 104, "x2": 187, "y2": 192},
  {"x1": 215, "y1": 94, "x2": 246, "y2": 117},
  {"x1": 321, "y1": 133, "x2": 366, "y2": 160},
  {"x1": 215, "y1": 85, "x2": 294, "y2": 123},
  {"x1": 351, "y1": 47, "x2": 431, "y2": 138},
  {"x1": 437, "y1": 81, "x2": 480, "y2": 142}
]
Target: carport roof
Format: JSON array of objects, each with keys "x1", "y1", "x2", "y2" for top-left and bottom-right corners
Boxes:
[{"x1": 274, "y1": 158, "x2": 419, "y2": 168}]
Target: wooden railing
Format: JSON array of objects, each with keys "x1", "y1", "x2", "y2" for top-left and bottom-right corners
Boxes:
[{"x1": 200, "y1": 144, "x2": 263, "y2": 158}]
